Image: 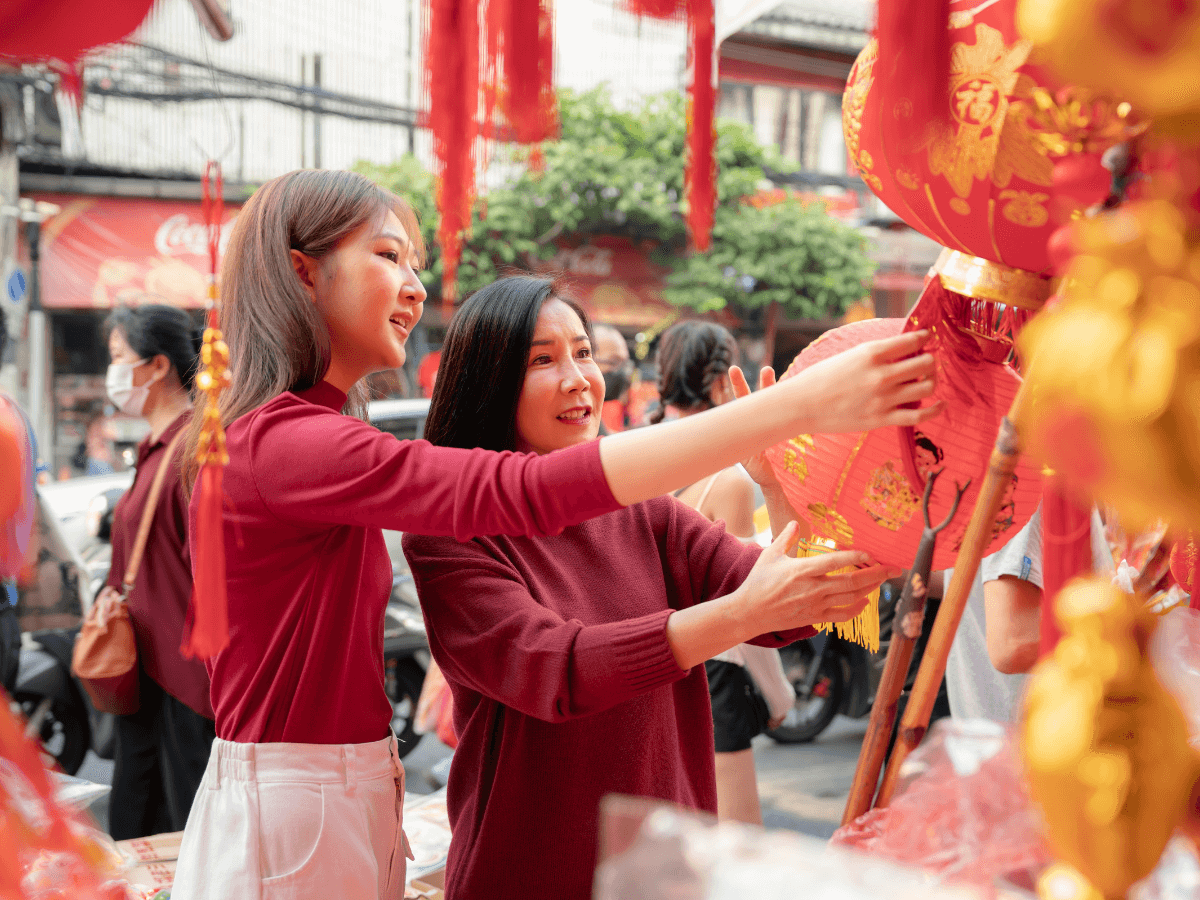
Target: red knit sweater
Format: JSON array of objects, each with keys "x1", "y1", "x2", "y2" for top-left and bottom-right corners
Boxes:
[
  {"x1": 196, "y1": 381, "x2": 620, "y2": 745},
  {"x1": 404, "y1": 498, "x2": 812, "y2": 900}
]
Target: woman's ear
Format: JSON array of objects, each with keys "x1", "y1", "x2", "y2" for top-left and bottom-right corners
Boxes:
[{"x1": 290, "y1": 249, "x2": 320, "y2": 300}]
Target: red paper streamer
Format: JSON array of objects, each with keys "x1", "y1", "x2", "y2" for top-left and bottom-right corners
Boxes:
[
  {"x1": 486, "y1": 0, "x2": 557, "y2": 144},
  {"x1": 875, "y1": 0, "x2": 952, "y2": 134},
  {"x1": 428, "y1": 0, "x2": 481, "y2": 311},
  {"x1": 685, "y1": 0, "x2": 716, "y2": 252},
  {"x1": 623, "y1": 0, "x2": 687, "y2": 17}
]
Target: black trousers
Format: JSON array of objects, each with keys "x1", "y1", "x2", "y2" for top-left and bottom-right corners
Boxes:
[
  {"x1": 109, "y1": 669, "x2": 215, "y2": 840},
  {"x1": 0, "y1": 602, "x2": 20, "y2": 696}
]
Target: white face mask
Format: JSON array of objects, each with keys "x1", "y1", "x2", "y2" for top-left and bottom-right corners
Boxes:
[{"x1": 106, "y1": 359, "x2": 152, "y2": 417}]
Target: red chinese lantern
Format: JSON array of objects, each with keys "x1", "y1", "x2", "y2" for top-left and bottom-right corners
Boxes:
[
  {"x1": 843, "y1": 0, "x2": 1117, "y2": 276},
  {"x1": 765, "y1": 311, "x2": 1043, "y2": 572}
]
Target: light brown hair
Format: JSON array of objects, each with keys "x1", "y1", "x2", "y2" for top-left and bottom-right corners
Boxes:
[{"x1": 182, "y1": 168, "x2": 424, "y2": 488}]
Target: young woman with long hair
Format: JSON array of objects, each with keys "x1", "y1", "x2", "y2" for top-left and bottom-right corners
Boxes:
[
  {"x1": 104, "y1": 304, "x2": 215, "y2": 840},
  {"x1": 171, "y1": 171, "x2": 938, "y2": 900},
  {"x1": 654, "y1": 319, "x2": 795, "y2": 825},
  {"x1": 402, "y1": 276, "x2": 929, "y2": 900}
]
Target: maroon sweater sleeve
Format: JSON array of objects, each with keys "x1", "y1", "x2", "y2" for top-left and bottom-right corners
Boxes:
[
  {"x1": 664, "y1": 498, "x2": 815, "y2": 648},
  {"x1": 406, "y1": 535, "x2": 686, "y2": 723},
  {"x1": 247, "y1": 400, "x2": 620, "y2": 539}
]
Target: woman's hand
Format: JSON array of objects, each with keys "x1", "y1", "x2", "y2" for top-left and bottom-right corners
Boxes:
[
  {"x1": 728, "y1": 365, "x2": 779, "y2": 489},
  {"x1": 729, "y1": 522, "x2": 897, "y2": 636},
  {"x1": 784, "y1": 330, "x2": 943, "y2": 434},
  {"x1": 665, "y1": 522, "x2": 898, "y2": 670}
]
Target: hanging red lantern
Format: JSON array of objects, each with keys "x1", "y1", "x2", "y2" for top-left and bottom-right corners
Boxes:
[{"x1": 844, "y1": 0, "x2": 1141, "y2": 276}]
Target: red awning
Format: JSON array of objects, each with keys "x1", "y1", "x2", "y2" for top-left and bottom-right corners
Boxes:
[{"x1": 29, "y1": 193, "x2": 240, "y2": 309}]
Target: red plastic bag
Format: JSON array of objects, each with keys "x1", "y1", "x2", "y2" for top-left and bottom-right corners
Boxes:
[
  {"x1": 832, "y1": 719, "x2": 1053, "y2": 890},
  {"x1": 415, "y1": 659, "x2": 457, "y2": 750}
]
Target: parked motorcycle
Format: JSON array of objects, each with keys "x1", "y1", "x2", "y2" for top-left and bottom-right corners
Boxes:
[
  {"x1": 382, "y1": 532, "x2": 430, "y2": 760},
  {"x1": 14, "y1": 626, "x2": 115, "y2": 775},
  {"x1": 768, "y1": 580, "x2": 950, "y2": 744}
]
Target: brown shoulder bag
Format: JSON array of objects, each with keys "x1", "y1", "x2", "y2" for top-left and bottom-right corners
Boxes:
[{"x1": 71, "y1": 429, "x2": 186, "y2": 715}]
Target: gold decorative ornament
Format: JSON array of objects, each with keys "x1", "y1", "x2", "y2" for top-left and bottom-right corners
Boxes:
[
  {"x1": 935, "y1": 248, "x2": 1059, "y2": 310},
  {"x1": 1022, "y1": 576, "x2": 1200, "y2": 900}
]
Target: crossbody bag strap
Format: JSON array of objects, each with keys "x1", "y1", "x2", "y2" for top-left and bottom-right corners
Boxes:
[{"x1": 121, "y1": 427, "x2": 187, "y2": 599}]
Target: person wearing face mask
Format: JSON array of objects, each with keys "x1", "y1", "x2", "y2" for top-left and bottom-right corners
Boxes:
[
  {"x1": 103, "y1": 304, "x2": 215, "y2": 840},
  {"x1": 592, "y1": 323, "x2": 633, "y2": 434}
]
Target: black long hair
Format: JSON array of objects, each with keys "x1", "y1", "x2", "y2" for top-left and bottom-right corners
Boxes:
[
  {"x1": 424, "y1": 275, "x2": 591, "y2": 452},
  {"x1": 650, "y1": 320, "x2": 737, "y2": 424},
  {"x1": 107, "y1": 304, "x2": 203, "y2": 393}
]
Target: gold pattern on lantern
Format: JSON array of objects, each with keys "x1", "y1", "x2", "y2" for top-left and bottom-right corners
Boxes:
[
  {"x1": 1018, "y1": 86, "x2": 1147, "y2": 158},
  {"x1": 896, "y1": 169, "x2": 920, "y2": 190},
  {"x1": 807, "y1": 503, "x2": 855, "y2": 544},
  {"x1": 780, "y1": 434, "x2": 815, "y2": 483},
  {"x1": 925, "y1": 24, "x2": 1034, "y2": 198},
  {"x1": 1000, "y1": 189, "x2": 1051, "y2": 226},
  {"x1": 950, "y1": 197, "x2": 971, "y2": 215},
  {"x1": 860, "y1": 461, "x2": 920, "y2": 531},
  {"x1": 842, "y1": 39, "x2": 877, "y2": 166}
]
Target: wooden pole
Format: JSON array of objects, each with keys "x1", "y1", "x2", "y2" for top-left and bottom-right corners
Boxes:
[
  {"x1": 873, "y1": 380, "x2": 1029, "y2": 809},
  {"x1": 842, "y1": 471, "x2": 967, "y2": 825}
]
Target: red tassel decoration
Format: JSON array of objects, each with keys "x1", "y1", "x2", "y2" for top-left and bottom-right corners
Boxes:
[
  {"x1": 1038, "y1": 476, "x2": 1094, "y2": 659},
  {"x1": 185, "y1": 162, "x2": 231, "y2": 659},
  {"x1": 685, "y1": 0, "x2": 716, "y2": 252},
  {"x1": 428, "y1": 0, "x2": 481, "y2": 314},
  {"x1": 486, "y1": 0, "x2": 557, "y2": 144},
  {"x1": 623, "y1": 0, "x2": 687, "y2": 17},
  {"x1": 875, "y1": 0, "x2": 952, "y2": 133}
]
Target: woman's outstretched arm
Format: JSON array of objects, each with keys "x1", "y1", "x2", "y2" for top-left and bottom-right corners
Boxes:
[{"x1": 599, "y1": 329, "x2": 941, "y2": 507}]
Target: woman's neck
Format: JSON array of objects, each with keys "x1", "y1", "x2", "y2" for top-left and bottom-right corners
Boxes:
[{"x1": 145, "y1": 387, "x2": 191, "y2": 443}]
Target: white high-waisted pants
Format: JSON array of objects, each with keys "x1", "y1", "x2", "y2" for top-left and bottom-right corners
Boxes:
[{"x1": 171, "y1": 734, "x2": 412, "y2": 900}]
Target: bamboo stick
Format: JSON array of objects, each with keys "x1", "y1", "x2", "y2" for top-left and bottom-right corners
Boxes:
[
  {"x1": 873, "y1": 380, "x2": 1029, "y2": 809},
  {"x1": 842, "y1": 472, "x2": 967, "y2": 826}
]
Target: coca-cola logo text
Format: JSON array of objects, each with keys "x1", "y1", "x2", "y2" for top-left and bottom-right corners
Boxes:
[
  {"x1": 549, "y1": 246, "x2": 614, "y2": 279},
  {"x1": 154, "y1": 213, "x2": 237, "y2": 258}
]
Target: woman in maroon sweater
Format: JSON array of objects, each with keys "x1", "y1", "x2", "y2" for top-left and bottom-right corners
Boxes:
[
  {"x1": 403, "y1": 276, "x2": 910, "y2": 900},
  {"x1": 172, "y1": 171, "x2": 938, "y2": 900}
]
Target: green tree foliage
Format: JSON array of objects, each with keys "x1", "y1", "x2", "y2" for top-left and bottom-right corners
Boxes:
[
  {"x1": 354, "y1": 87, "x2": 872, "y2": 318},
  {"x1": 663, "y1": 197, "x2": 877, "y2": 319}
]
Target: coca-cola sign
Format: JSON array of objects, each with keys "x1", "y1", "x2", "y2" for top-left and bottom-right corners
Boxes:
[
  {"x1": 30, "y1": 193, "x2": 242, "y2": 309},
  {"x1": 154, "y1": 212, "x2": 237, "y2": 258}
]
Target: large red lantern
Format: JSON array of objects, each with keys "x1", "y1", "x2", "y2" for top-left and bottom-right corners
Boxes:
[
  {"x1": 765, "y1": 311, "x2": 1043, "y2": 573},
  {"x1": 844, "y1": 1, "x2": 1093, "y2": 276}
]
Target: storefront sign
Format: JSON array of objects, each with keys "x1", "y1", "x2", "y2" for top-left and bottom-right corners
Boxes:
[
  {"x1": 538, "y1": 235, "x2": 680, "y2": 329},
  {"x1": 26, "y1": 193, "x2": 240, "y2": 309}
]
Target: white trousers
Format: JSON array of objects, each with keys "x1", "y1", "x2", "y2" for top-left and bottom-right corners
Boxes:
[{"x1": 171, "y1": 734, "x2": 412, "y2": 900}]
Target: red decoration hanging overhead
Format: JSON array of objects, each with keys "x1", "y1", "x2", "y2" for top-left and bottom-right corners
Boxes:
[
  {"x1": 428, "y1": 0, "x2": 481, "y2": 312},
  {"x1": 186, "y1": 161, "x2": 232, "y2": 660},
  {"x1": 486, "y1": 0, "x2": 557, "y2": 144},
  {"x1": 0, "y1": 0, "x2": 156, "y2": 63},
  {"x1": 685, "y1": 0, "x2": 716, "y2": 252}
]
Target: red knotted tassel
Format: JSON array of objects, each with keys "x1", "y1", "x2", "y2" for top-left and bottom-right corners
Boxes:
[
  {"x1": 184, "y1": 163, "x2": 231, "y2": 659},
  {"x1": 875, "y1": 0, "x2": 951, "y2": 134},
  {"x1": 188, "y1": 457, "x2": 229, "y2": 659},
  {"x1": 428, "y1": 0, "x2": 481, "y2": 314},
  {"x1": 685, "y1": 0, "x2": 716, "y2": 252},
  {"x1": 1038, "y1": 476, "x2": 1094, "y2": 659}
]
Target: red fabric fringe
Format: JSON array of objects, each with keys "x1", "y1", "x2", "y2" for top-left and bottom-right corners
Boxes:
[
  {"x1": 685, "y1": 0, "x2": 716, "y2": 252},
  {"x1": 875, "y1": 0, "x2": 951, "y2": 133},
  {"x1": 184, "y1": 464, "x2": 229, "y2": 659},
  {"x1": 486, "y1": 0, "x2": 557, "y2": 144},
  {"x1": 1038, "y1": 477, "x2": 1093, "y2": 659},
  {"x1": 428, "y1": 0, "x2": 481, "y2": 311},
  {"x1": 623, "y1": 0, "x2": 687, "y2": 16}
]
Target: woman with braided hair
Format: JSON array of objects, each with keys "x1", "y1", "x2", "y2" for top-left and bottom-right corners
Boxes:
[{"x1": 655, "y1": 320, "x2": 799, "y2": 824}]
